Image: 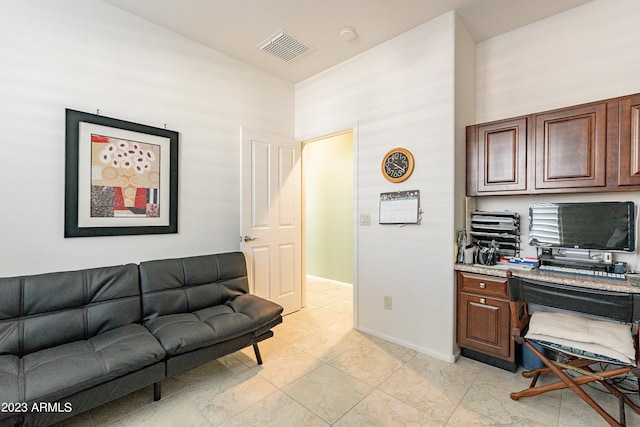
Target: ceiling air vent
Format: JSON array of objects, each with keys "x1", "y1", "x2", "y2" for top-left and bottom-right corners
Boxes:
[{"x1": 258, "y1": 31, "x2": 312, "y2": 62}]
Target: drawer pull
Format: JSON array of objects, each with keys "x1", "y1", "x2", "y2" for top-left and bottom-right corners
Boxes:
[
  {"x1": 480, "y1": 298, "x2": 486, "y2": 304},
  {"x1": 479, "y1": 282, "x2": 486, "y2": 289}
]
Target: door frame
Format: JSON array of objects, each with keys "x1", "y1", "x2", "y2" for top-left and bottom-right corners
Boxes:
[{"x1": 298, "y1": 122, "x2": 359, "y2": 326}]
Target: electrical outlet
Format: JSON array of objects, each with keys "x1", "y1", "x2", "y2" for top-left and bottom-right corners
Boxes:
[
  {"x1": 384, "y1": 296, "x2": 392, "y2": 310},
  {"x1": 360, "y1": 213, "x2": 371, "y2": 226}
]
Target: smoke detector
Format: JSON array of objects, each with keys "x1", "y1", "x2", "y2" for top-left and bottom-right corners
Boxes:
[
  {"x1": 258, "y1": 30, "x2": 313, "y2": 63},
  {"x1": 339, "y1": 27, "x2": 357, "y2": 41}
]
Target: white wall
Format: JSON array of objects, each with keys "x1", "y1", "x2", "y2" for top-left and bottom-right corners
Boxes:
[
  {"x1": 297, "y1": 12, "x2": 469, "y2": 361},
  {"x1": 474, "y1": 0, "x2": 640, "y2": 270},
  {"x1": 0, "y1": 0, "x2": 294, "y2": 276},
  {"x1": 476, "y1": 0, "x2": 640, "y2": 123},
  {"x1": 454, "y1": 15, "x2": 476, "y2": 238}
]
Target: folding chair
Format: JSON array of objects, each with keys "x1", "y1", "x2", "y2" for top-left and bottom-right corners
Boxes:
[{"x1": 508, "y1": 276, "x2": 640, "y2": 427}]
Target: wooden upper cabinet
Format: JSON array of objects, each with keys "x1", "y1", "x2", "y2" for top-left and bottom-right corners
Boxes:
[
  {"x1": 467, "y1": 118, "x2": 528, "y2": 195},
  {"x1": 534, "y1": 102, "x2": 607, "y2": 190},
  {"x1": 618, "y1": 94, "x2": 640, "y2": 186},
  {"x1": 466, "y1": 92, "x2": 640, "y2": 196}
]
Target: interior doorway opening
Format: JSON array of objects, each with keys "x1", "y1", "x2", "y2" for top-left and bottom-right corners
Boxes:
[{"x1": 302, "y1": 130, "x2": 354, "y2": 295}]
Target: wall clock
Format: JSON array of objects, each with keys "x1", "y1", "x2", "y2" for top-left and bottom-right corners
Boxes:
[{"x1": 381, "y1": 147, "x2": 414, "y2": 183}]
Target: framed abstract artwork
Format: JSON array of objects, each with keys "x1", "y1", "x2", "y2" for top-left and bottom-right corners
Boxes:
[{"x1": 65, "y1": 109, "x2": 179, "y2": 237}]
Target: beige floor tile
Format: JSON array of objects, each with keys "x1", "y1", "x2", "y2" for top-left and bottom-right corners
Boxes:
[
  {"x1": 323, "y1": 298, "x2": 353, "y2": 316},
  {"x1": 324, "y1": 317, "x2": 357, "y2": 337},
  {"x1": 288, "y1": 307, "x2": 349, "y2": 329},
  {"x1": 234, "y1": 335, "x2": 288, "y2": 367},
  {"x1": 305, "y1": 277, "x2": 333, "y2": 292},
  {"x1": 102, "y1": 392, "x2": 211, "y2": 427},
  {"x1": 273, "y1": 314, "x2": 322, "y2": 343},
  {"x1": 218, "y1": 391, "x2": 328, "y2": 427},
  {"x1": 336, "y1": 389, "x2": 444, "y2": 427},
  {"x1": 283, "y1": 364, "x2": 372, "y2": 424},
  {"x1": 447, "y1": 362, "x2": 560, "y2": 427},
  {"x1": 558, "y1": 383, "x2": 640, "y2": 427},
  {"x1": 319, "y1": 286, "x2": 353, "y2": 302},
  {"x1": 291, "y1": 328, "x2": 361, "y2": 361},
  {"x1": 188, "y1": 370, "x2": 279, "y2": 425},
  {"x1": 306, "y1": 292, "x2": 343, "y2": 308},
  {"x1": 328, "y1": 343, "x2": 403, "y2": 387},
  {"x1": 379, "y1": 353, "x2": 480, "y2": 423},
  {"x1": 359, "y1": 333, "x2": 418, "y2": 363},
  {"x1": 256, "y1": 344, "x2": 324, "y2": 388}
]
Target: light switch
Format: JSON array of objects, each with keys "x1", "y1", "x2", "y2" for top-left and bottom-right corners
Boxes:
[{"x1": 359, "y1": 213, "x2": 371, "y2": 226}]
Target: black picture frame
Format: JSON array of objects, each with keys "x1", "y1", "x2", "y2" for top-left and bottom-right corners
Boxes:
[{"x1": 65, "y1": 109, "x2": 179, "y2": 237}]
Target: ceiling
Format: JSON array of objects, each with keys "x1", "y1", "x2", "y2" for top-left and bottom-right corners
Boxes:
[{"x1": 102, "y1": 0, "x2": 593, "y2": 83}]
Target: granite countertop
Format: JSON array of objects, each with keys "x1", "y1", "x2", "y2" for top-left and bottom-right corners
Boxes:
[{"x1": 454, "y1": 263, "x2": 640, "y2": 294}]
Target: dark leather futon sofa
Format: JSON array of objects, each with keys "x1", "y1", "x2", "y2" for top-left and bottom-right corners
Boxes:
[{"x1": 0, "y1": 252, "x2": 283, "y2": 427}]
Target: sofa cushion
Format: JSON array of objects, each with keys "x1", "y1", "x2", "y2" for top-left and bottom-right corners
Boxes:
[
  {"x1": 21, "y1": 324, "x2": 165, "y2": 402},
  {"x1": 0, "y1": 355, "x2": 20, "y2": 404},
  {"x1": 146, "y1": 306, "x2": 249, "y2": 356},
  {"x1": 227, "y1": 294, "x2": 284, "y2": 327},
  {"x1": 144, "y1": 313, "x2": 217, "y2": 355},
  {"x1": 139, "y1": 252, "x2": 250, "y2": 322},
  {"x1": 146, "y1": 295, "x2": 283, "y2": 356},
  {"x1": 0, "y1": 264, "x2": 142, "y2": 357}
]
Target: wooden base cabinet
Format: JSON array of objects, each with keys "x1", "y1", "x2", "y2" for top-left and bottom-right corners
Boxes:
[{"x1": 456, "y1": 271, "x2": 516, "y2": 371}]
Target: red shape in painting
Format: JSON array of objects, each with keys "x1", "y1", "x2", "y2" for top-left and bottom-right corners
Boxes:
[
  {"x1": 113, "y1": 187, "x2": 125, "y2": 210},
  {"x1": 135, "y1": 188, "x2": 147, "y2": 209},
  {"x1": 92, "y1": 134, "x2": 109, "y2": 143}
]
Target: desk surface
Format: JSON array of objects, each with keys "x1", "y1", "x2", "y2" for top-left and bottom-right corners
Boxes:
[{"x1": 454, "y1": 263, "x2": 640, "y2": 294}]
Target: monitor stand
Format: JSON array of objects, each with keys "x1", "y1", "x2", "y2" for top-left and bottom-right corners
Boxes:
[{"x1": 537, "y1": 248, "x2": 614, "y2": 273}]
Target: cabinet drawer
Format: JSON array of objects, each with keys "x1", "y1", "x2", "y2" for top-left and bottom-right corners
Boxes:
[{"x1": 458, "y1": 272, "x2": 508, "y2": 298}]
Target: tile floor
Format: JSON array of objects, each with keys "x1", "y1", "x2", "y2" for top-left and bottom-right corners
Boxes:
[{"x1": 60, "y1": 276, "x2": 639, "y2": 426}]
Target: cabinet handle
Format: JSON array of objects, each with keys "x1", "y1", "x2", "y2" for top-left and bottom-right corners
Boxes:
[
  {"x1": 479, "y1": 282, "x2": 486, "y2": 289},
  {"x1": 480, "y1": 298, "x2": 486, "y2": 304}
]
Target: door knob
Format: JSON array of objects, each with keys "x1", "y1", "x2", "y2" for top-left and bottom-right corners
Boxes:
[{"x1": 243, "y1": 235, "x2": 258, "y2": 242}]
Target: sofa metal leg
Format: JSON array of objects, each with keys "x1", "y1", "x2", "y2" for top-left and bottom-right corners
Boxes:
[
  {"x1": 253, "y1": 343, "x2": 263, "y2": 365},
  {"x1": 153, "y1": 382, "x2": 162, "y2": 401}
]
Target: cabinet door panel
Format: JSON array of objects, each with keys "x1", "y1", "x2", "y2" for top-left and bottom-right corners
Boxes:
[
  {"x1": 535, "y1": 103, "x2": 607, "y2": 189},
  {"x1": 618, "y1": 94, "x2": 640, "y2": 186},
  {"x1": 457, "y1": 293, "x2": 512, "y2": 359},
  {"x1": 476, "y1": 118, "x2": 528, "y2": 193}
]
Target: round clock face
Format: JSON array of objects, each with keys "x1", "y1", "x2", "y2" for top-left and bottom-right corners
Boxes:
[{"x1": 382, "y1": 148, "x2": 414, "y2": 183}]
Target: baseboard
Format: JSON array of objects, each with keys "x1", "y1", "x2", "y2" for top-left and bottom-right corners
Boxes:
[
  {"x1": 460, "y1": 347, "x2": 518, "y2": 372},
  {"x1": 355, "y1": 325, "x2": 457, "y2": 364},
  {"x1": 306, "y1": 274, "x2": 352, "y2": 287}
]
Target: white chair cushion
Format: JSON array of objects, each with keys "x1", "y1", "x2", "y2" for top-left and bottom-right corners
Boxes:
[{"x1": 525, "y1": 311, "x2": 636, "y2": 366}]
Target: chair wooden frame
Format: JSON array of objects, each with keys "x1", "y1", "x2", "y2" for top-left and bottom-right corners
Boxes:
[{"x1": 508, "y1": 275, "x2": 640, "y2": 427}]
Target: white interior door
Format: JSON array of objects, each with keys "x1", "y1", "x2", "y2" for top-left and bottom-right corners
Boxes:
[{"x1": 240, "y1": 127, "x2": 302, "y2": 315}]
